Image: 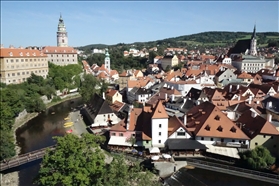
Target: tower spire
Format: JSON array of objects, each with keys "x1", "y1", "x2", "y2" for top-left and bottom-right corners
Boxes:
[{"x1": 251, "y1": 24, "x2": 256, "y2": 39}]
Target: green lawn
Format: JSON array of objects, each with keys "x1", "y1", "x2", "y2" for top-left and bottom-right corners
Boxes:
[{"x1": 266, "y1": 36, "x2": 279, "y2": 39}]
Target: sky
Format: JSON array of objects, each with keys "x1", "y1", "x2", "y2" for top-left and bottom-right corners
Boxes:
[{"x1": 1, "y1": 1, "x2": 278, "y2": 48}]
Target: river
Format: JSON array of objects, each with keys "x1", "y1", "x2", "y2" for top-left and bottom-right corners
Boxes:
[
  {"x1": 14, "y1": 97, "x2": 278, "y2": 186},
  {"x1": 16, "y1": 98, "x2": 83, "y2": 186}
]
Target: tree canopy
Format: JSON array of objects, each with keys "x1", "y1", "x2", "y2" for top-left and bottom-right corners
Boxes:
[
  {"x1": 238, "y1": 146, "x2": 276, "y2": 170},
  {"x1": 35, "y1": 134, "x2": 159, "y2": 186}
]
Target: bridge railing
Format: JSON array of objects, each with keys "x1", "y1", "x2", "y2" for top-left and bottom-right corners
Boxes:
[{"x1": 186, "y1": 158, "x2": 279, "y2": 180}]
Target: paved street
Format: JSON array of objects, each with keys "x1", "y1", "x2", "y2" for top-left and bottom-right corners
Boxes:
[{"x1": 68, "y1": 108, "x2": 88, "y2": 137}]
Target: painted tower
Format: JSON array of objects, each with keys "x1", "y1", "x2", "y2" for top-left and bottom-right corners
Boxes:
[
  {"x1": 151, "y1": 101, "x2": 169, "y2": 147},
  {"x1": 104, "y1": 48, "x2": 110, "y2": 72},
  {"x1": 250, "y1": 25, "x2": 257, "y2": 56},
  {"x1": 57, "y1": 14, "x2": 68, "y2": 47}
]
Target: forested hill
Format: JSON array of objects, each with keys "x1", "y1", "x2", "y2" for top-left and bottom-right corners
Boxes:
[{"x1": 77, "y1": 31, "x2": 279, "y2": 51}]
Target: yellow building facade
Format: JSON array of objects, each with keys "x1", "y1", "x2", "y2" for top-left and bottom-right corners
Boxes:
[{"x1": 0, "y1": 46, "x2": 49, "y2": 84}]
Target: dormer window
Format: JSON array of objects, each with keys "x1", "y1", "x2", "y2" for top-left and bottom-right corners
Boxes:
[
  {"x1": 64, "y1": 50, "x2": 66, "y2": 52},
  {"x1": 19, "y1": 52, "x2": 23, "y2": 56},
  {"x1": 46, "y1": 50, "x2": 48, "y2": 52},
  {"x1": 9, "y1": 52, "x2": 13, "y2": 56},
  {"x1": 217, "y1": 126, "x2": 223, "y2": 132},
  {"x1": 205, "y1": 125, "x2": 211, "y2": 131},
  {"x1": 26, "y1": 52, "x2": 29, "y2": 56},
  {"x1": 230, "y1": 127, "x2": 236, "y2": 133},
  {"x1": 33, "y1": 52, "x2": 36, "y2": 56},
  {"x1": 195, "y1": 121, "x2": 200, "y2": 125},
  {"x1": 55, "y1": 50, "x2": 57, "y2": 52},
  {"x1": 214, "y1": 115, "x2": 220, "y2": 121}
]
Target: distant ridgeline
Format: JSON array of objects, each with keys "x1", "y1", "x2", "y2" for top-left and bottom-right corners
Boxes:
[{"x1": 77, "y1": 31, "x2": 279, "y2": 51}]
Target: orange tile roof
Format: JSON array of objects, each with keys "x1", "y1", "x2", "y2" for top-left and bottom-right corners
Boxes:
[
  {"x1": 186, "y1": 102, "x2": 250, "y2": 139},
  {"x1": 168, "y1": 115, "x2": 191, "y2": 137},
  {"x1": 106, "y1": 89, "x2": 118, "y2": 97},
  {"x1": 238, "y1": 72, "x2": 253, "y2": 79},
  {"x1": 0, "y1": 48, "x2": 47, "y2": 57},
  {"x1": 152, "y1": 101, "x2": 169, "y2": 119},
  {"x1": 128, "y1": 108, "x2": 143, "y2": 131},
  {"x1": 98, "y1": 72, "x2": 107, "y2": 78},
  {"x1": 127, "y1": 79, "x2": 150, "y2": 88},
  {"x1": 109, "y1": 101, "x2": 125, "y2": 112},
  {"x1": 110, "y1": 119, "x2": 126, "y2": 132},
  {"x1": 42, "y1": 46, "x2": 77, "y2": 54}
]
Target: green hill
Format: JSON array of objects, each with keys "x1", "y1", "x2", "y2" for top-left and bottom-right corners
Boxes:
[{"x1": 77, "y1": 31, "x2": 279, "y2": 51}]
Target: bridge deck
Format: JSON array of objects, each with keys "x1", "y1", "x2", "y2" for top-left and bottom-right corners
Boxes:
[{"x1": 0, "y1": 145, "x2": 56, "y2": 172}]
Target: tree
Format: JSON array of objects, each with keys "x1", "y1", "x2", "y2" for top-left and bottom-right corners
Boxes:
[
  {"x1": 35, "y1": 134, "x2": 106, "y2": 186},
  {"x1": 35, "y1": 134, "x2": 159, "y2": 186},
  {"x1": 165, "y1": 65, "x2": 171, "y2": 72},
  {"x1": 102, "y1": 155, "x2": 160, "y2": 186},
  {"x1": 238, "y1": 146, "x2": 276, "y2": 170},
  {"x1": 79, "y1": 74, "x2": 100, "y2": 102}
]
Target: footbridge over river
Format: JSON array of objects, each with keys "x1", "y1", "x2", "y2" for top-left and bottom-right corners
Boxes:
[{"x1": 0, "y1": 145, "x2": 56, "y2": 172}]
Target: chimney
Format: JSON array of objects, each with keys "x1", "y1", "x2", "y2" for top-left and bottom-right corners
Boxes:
[
  {"x1": 237, "y1": 84, "x2": 240, "y2": 89},
  {"x1": 103, "y1": 92, "x2": 105, "y2": 100},
  {"x1": 165, "y1": 93, "x2": 168, "y2": 101},
  {"x1": 193, "y1": 75, "x2": 196, "y2": 80},
  {"x1": 248, "y1": 95, "x2": 252, "y2": 104},
  {"x1": 229, "y1": 85, "x2": 232, "y2": 93},
  {"x1": 267, "y1": 113, "x2": 272, "y2": 122},
  {"x1": 171, "y1": 86, "x2": 174, "y2": 90},
  {"x1": 238, "y1": 95, "x2": 241, "y2": 101},
  {"x1": 251, "y1": 111, "x2": 257, "y2": 118},
  {"x1": 9, "y1": 45, "x2": 14, "y2": 49},
  {"x1": 184, "y1": 114, "x2": 187, "y2": 125},
  {"x1": 1, "y1": 44, "x2": 4, "y2": 48},
  {"x1": 268, "y1": 101, "x2": 272, "y2": 108},
  {"x1": 171, "y1": 94, "x2": 175, "y2": 102}
]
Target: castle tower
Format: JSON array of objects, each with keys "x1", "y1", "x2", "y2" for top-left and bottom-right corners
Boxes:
[
  {"x1": 250, "y1": 25, "x2": 257, "y2": 56},
  {"x1": 57, "y1": 14, "x2": 68, "y2": 47},
  {"x1": 104, "y1": 48, "x2": 110, "y2": 73}
]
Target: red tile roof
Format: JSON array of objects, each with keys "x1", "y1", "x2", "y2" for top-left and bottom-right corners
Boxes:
[
  {"x1": 0, "y1": 48, "x2": 47, "y2": 57},
  {"x1": 186, "y1": 102, "x2": 250, "y2": 139}
]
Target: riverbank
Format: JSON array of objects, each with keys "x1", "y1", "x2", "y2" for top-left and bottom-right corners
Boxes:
[{"x1": 1, "y1": 93, "x2": 81, "y2": 186}]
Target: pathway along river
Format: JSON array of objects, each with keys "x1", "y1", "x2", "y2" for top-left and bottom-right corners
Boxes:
[{"x1": 15, "y1": 98, "x2": 278, "y2": 186}]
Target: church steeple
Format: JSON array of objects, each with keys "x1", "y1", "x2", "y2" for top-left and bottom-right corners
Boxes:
[
  {"x1": 251, "y1": 24, "x2": 256, "y2": 40},
  {"x1": 57, "y1": 14, "x2": 68, "y2": 47},
  {"x1": 250, "y1": 24, "x2": 257, "y2": 56}
]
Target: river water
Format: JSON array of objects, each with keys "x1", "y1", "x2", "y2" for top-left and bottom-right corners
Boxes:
[
  {"x1": 14, "y1": 97, "x2": 278, "y2": 186},
  {"x1": 16, "y1": 98, "x2": 83, "y2": 186}
]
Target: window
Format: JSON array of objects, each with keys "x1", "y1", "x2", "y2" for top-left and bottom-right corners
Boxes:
[
  {"x1": 30, "y1": 59, "x2": 32, "y2": 62},
  {"x1": 158, "y1": 140, "x2": 161, "y2": 143},
  {"x1": 111, "y1": 133, "x2": 116, "y2": 136},
  {"x1": 119, "y1": 133, "x2": 123, "y2": 136},
  {"x1": 21, "y1": 59, "x2": 24, "y2": 62},
  {"x1": 177, "y1": 132, "x2": 185, "y2": 136},
  {"x1": 25, "y1": 59, "x2": 28, "y2": 62},
  {"x1": 211, "y1": 138, "x2": 213, "y2": 141},
  {"x1": 146, "y1": 141, "x2": 149, "y2": 144},
  {"x1": 6, "y1": 59, "x2": 9, "y2": 63},
  {"x1": 205, "y1": 125, "x2": 211, "y2": 131},
  {"x1": 263, "y1": 135, "x2": 266, "y2": 138},
  {"x1": 214, "y1": 115, "x2": 220, "y2": 121},
  {"x1": 11, "y1": 59, "x2": 14, "y2": 62},
  {"x1": 159, "y1": 132, "x2": 161, "y2": 136},
  {"x1": 201, "y1": 137, "x2": 204, "y2": 140},
  {"x1": 217, "y1": 126, "x2": 223, "y2": 132},
  {"x1": 255, "y1": 142, "x2": 258, "y2": 146},
  {"x1": 232, "y1": 139, "x2": 235, "y2": 142},
  {"x1": 221, "y1": 138, "x2": 224, "y2": 142},
  {"x1": 104, "y1": 115, "x2": 105, "y2": 117},
  {"x1": 16, "y1": 59, "x2": 19, "y2": 62},
  {"x1": 159, "y1": 124, "x2": 162, "y2": 128},
  {"x1": 12, "y1": 73, "x2": 15, "y2": 76}
]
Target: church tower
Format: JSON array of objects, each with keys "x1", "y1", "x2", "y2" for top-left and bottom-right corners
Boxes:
[
  {"x1": 57, "y1": 14, "x2": 68, "y2": 47},
  {"x1": 250, "y1": 25, "x2": 257, "y2": 56},
  {"x1": 104, "y1": 48, "x2": 110, "y2": 72}
]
